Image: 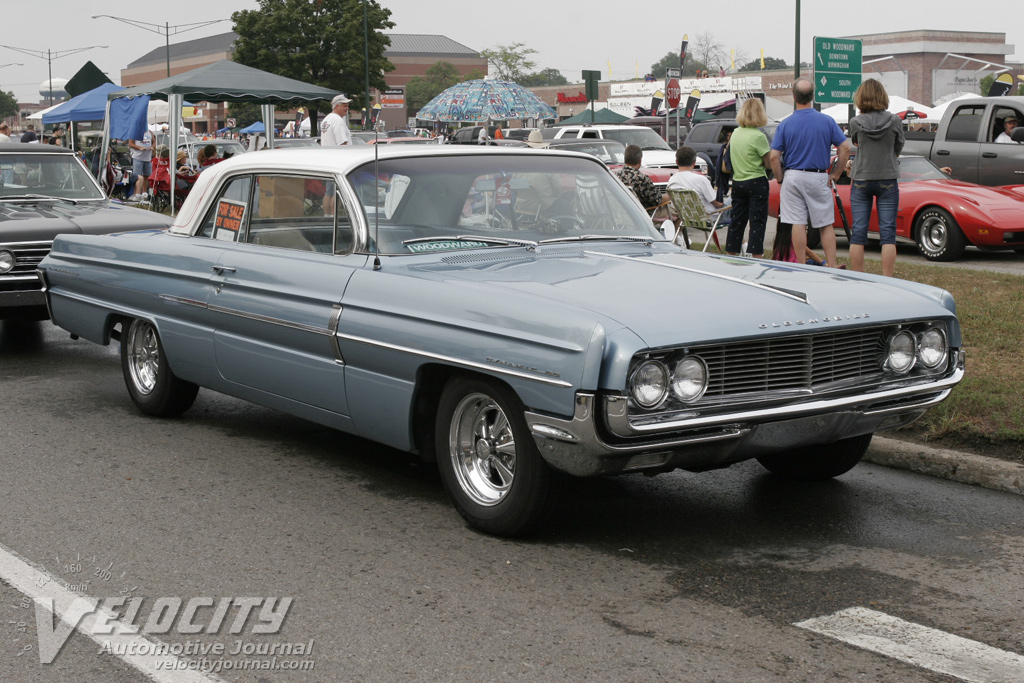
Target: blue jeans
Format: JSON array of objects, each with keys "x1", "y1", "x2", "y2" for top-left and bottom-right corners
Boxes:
[
  {"x1": 726, "y1": 176, "x2": 768, "y2": 254},
  {"x1": 850, "y1": 179, "x2": 899, "y2": 246}
]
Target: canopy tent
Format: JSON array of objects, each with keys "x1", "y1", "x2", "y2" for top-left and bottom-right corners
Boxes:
[
  {"x1": 27, "y1": 103, "x2": 64, "y2": 121},
  {"x1": 416, "y1": 79, "x2": 557, "y2": 123},
  {"x1": 240, "y1": 121, "x2": 265, "y2": 134},
  {"x1": 554, "y1": 107, "x2": 628, "y2": 125},
  {"x1": 43, "y1": 83, "x2": 124, "y2": 125},
  {"x1": 820, "y1": 95, "x2": 934, "y2": 124},
  {"x1": 103, "y1": 59, "x2": 338, "y2": 214}
]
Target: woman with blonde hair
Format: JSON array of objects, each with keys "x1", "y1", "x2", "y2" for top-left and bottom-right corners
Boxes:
[
  {"x1": 724, "y1": 97, "x2": 772, "y2": 257},
  {"x1": 849, "y1": 78, "x2": 903, "y2": 277}
]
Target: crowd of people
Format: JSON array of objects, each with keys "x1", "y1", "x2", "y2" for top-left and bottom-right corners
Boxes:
[{"x1": 615, "y1": 77, "x2": 905, "y2": 277}]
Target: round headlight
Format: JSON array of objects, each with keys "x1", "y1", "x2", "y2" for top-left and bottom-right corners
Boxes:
[
  {"x1": 917, "y1": 328, "x2": 947, "y2": 368},
  {"x1": 671, "y1": 356, "x2": 708, "y2": 402},
  {"x1": 629, "y1": 360, "x2": 669, "y2": 409},
  {"x1": 887, "y1": 330, "x2": 916, "y2": 374},
  {"x1": 0, "y1": 249, "x2": 14, "y2": 275}
]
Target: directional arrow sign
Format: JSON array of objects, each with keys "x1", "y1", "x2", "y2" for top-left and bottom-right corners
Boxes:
[{"x1": 816, "y1": 73, "x2": 862, "y2": 103}]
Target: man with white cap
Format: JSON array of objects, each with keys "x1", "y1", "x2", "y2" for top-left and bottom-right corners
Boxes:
[{"x1": 321, "y1": 94, "x2": 352, "y2": 146}]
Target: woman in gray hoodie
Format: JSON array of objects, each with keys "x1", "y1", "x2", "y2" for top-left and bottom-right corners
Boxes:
[{"x1": 848, "y1": 79, "x2": 904, "y2": 277}]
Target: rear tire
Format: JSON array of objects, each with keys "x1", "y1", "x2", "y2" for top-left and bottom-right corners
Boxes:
[
  {"x1": 121, "y1": 318, "x2": 198, "y2": 417},
  {"x1": 756, "y1": 433, "x2": 872, "y2": 481},
  {"x1": 915, "y1": 207, "x2": 967, "y2": 261},
  {"x1": 435, "y1": 375, "x2": 559, "y2": 536}
]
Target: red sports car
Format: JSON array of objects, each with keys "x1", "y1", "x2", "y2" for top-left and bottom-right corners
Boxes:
[{"x1": 768, "y1": 156, "x2": 1024, "y2": 261}]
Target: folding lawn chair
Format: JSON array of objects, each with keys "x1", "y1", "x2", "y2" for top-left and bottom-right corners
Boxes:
[{"x1": 665, "y1": 188, "x2": 728, "y2": 251}]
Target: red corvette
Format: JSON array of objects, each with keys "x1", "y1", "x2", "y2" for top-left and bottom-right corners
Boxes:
[{"x1": 768, "y1": 156, "x2": 1024, "y2": 261}]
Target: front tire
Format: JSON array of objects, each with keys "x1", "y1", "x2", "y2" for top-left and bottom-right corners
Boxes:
[
  {"x1": 756, "y1": 433, "x2": 872, "y2": 481},
  {"x1": 435, "y1": 375, "x2": 559, "y2": 536},
  {"x1": 915, "y1": 207, "x2": 967, "y2": 261},
  {"x1": 121, "y1": 318, "x2": 198, "y2": 417}
]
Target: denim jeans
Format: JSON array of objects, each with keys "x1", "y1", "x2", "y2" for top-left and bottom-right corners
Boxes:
[
  {"x1": 726, "y1": 177, "x2": 768, "y2": 254},
  {"x1": 850, "y1": 179, "x2": 899, "y2": 245}
]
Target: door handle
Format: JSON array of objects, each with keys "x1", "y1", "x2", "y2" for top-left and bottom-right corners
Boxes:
[
  {"x1": 935, "y1": 150, "x2": 950, "y2": 156},
  {"x1": 982, "y1": 152, "x2": 997, "y2": 158},
  {"x1": 211, "y1": 265, "x2": 236, "y2": 274}
]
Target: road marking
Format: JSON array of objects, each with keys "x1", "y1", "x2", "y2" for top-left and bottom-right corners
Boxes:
[
  {"x1": 0, "y1": 540, "x2": 226, "y2": 683},
  {"x1": 795, "y1": 607, "x2": 1024, "y2": 683}
]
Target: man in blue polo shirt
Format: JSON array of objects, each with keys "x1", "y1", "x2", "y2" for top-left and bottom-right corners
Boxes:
[{"x1": 770, "y1": 79, "x2": 852, "y2": 268}]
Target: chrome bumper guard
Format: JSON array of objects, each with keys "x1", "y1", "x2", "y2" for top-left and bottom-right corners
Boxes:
[{"x1": 525, "y1": 352, "x2": 965, "y2": 477}]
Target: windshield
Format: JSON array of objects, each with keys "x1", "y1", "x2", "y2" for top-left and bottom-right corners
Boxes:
[
  {"x1": 896, "y1": 156, "x2": 951, "y2": 183},
  {"x1": 0, "y1": 153, "x2": 104, "y2": 200},
  {"x1": 347, "y1": 154, "x2": 660, "y2": 255},
  {"x1": 601, "y1": 128, "x2": 672, "y2": 151}
]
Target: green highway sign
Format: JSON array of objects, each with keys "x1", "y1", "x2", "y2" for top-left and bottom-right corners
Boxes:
[
  {"x1": 815, "y1": 73, "x2": 862, "y2": 103},
  {"x1": 814, "y1": 36, "x2": 863, "y2": 103}
]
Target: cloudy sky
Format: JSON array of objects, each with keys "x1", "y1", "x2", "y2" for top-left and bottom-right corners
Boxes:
[{"x1": 2, "y1": 0, "x2": 1018, "y2": 103}]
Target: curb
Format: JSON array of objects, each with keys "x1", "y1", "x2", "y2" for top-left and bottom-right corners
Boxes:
[{"x1": 865, "y1": 436, "x2": 1024, "y2": 496}]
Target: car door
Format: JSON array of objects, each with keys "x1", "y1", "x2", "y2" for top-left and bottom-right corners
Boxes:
[
  {"x1": 978, "y1": 104, "x2": 1024, "y2": 186},
  {"x1": 204, "y1": 172, "x2": 365, "y2": 417}
]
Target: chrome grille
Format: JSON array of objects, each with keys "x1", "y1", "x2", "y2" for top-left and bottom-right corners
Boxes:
[
  {"x1": 1, "y1": 241, "x2": 52, "y2": 278},
  {"x1": 674, "y1": 326, "x2": 890, "y2": 400}
]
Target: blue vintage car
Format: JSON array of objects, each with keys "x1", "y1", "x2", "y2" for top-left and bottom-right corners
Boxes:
[
  {"x1": 39, "y1": 146, "x2": 965, "y2": 535},
  {"x1": 0, "y1": 143, "x2": 172, "y2": 320}
]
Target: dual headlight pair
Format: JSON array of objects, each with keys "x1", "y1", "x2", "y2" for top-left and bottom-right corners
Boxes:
[{"x1": 628, "y1": 326, "x2": 949, "y2": 411}]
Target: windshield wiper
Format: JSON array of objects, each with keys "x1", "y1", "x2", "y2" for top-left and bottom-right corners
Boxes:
[
  {"x1": 539, "y1": 234, "x2": 655, "y2": 244},
  {"x1": 0, "y1": 194, "x2": 79, "y2": 205},
  {"x1": 402, "y1": 234, "x2": 539, "y2": 250}
]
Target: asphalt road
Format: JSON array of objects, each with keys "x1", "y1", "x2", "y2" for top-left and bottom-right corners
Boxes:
[{"x1": 1, "y1": 321, "x2": 1022, "y2": 682}]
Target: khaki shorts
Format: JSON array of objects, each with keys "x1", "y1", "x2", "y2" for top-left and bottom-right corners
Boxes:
[{"x1": 779, "y1": 170, "x2": 835, "y2": 228}]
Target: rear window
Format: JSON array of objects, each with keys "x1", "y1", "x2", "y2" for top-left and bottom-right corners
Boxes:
[{"x1": 946, "y1": 106, "x2": 984, "y2": 142}]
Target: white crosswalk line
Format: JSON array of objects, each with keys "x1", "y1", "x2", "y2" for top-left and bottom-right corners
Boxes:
[{"x1": 795, "y1": 607, "x2": 1024, "y2": 683}]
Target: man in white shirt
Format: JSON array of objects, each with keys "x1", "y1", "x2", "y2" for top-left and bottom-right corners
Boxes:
[
  {"x1": 667, "y1": 146, "x2": 722, "y2": 212},
  {"x1": 320, "y1": 94, "x2": 352, "y2": 146},
  {"x1": 995, "y1": 115, "x2": 1018, "y2": 143},
  {"x1": 0, "y1": 122, "x2": 11, "y2": 143}
]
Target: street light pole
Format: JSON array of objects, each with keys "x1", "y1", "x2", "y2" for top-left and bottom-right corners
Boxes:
[
  {"x1": 91, "y1": 16, "x2": 228, "y2": 78},
  {"x1": 0, "y1": 45, "x2": 107, "y2": 106},
  {"x1": 363, "y1": 0, "x2": 371, "y2": 130}
]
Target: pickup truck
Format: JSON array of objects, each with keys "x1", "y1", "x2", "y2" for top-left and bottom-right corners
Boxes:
[{"x1": 901, "y1": 96, "x2": 1024, "y2": 186}]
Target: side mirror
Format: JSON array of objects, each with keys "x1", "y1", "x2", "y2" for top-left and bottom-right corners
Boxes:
[{"x1": 1012, "y1": 126, "x2": 1024, "y2": 143}]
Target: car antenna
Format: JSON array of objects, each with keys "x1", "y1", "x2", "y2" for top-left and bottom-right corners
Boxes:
[{"x1": 372, "y1": 121, "x2": 381, "y2": 271}]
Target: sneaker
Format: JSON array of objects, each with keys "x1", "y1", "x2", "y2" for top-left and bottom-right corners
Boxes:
[
  {"x1": 127, "y1": 194, "x2": 141, "y2": 201},
  {"x1": 141, "y1": 192, "x2": 150, "y2": 201}
]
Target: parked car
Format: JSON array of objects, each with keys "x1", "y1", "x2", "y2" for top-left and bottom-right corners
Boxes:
[
  {"x1": 769, "y1": 154, "x2": 1024, "y2": 260},
  {"x1": 503, "y1": 128, "x2": 539, "y2": 141},
  {"x1": 544, "y1": 124, "x2": 706, "y2": 174},
  {"x1": 366, "y1": 137, "x2": 438, "y2": 145},
  {"x1": 0, "y1": 143, "x2": 172, "y2": 320},
  {"x1": 621, "y1": 115, "x2": 691, "y2": 149},
  {"x1": 271, "y1": 137, "x2": 321, "y2": 149},
  {"x1": 543, "y1": 139, "x2": 673, "y2": 190},
  {"x1": 448, "y1": 126, "x2": 501, "y2": 145},
  {"x1": 39, "y1": 146, "x2": 964, "y2": 535},
  {"x1": 182, "y1": 139, "x2": 246, "y2": 165},
  {"x1": 900, "y1": 95, "x2": 1024, "y2": 186}
]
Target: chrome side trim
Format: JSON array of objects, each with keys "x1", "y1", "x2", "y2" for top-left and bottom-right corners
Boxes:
[
  {"x1": 334, "y1": 332, "x2": 574, "y2": 387},
  {"x1": 328, "y1": 304, "x2": 345, "y2": 365},
  {"x1": 0, "y1": 274, "x2": 43, "y2": 282},
  {"x1": 605, "y1": 363, "x2": 965, "y2": 437},
  {"x1": 159, "y1": 294, "x2": 333, "y2": 336},
  {"x1": 586, "y1": 250, "x2": 809, "y2": 303},
  {"x1": 36, "y1": 268, "x2": 54, "y2": 321}
]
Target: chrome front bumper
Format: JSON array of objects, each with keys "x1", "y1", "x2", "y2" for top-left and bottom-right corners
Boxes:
[{"x1": 525, "y1": 353, "x2": 965, "y2": 477}]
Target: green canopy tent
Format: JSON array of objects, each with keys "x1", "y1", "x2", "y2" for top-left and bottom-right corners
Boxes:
[
  {"x1": 104, "y1": 60, "x2": 338, "y2": 213},
  {"x1": 554, "y1": 107, "x2": 629, "y2": 125}
]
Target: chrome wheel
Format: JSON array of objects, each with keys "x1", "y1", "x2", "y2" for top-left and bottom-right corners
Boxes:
[
  {"x1": 126, "y1": 319, "x2": 160, "y2": 395},
  {"x1": 915, "y1": 207, "x2": 966, "y2": 261},
  {"x1": 448, "y1": 392, "x2": 517, "y2": 506},
  {"x1": 919, "y1": 214, "x2": 948, "y2": 252}
]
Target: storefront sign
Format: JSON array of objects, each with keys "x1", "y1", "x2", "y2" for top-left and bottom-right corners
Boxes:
[
  {"x1": 381, "y1": 89, "x2": 405, "y2": 109},
  {"x1": 557, "y1": 92, "x2": 588, "y2": 103}
]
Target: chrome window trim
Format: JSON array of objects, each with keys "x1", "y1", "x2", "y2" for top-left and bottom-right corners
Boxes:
[
  {"x1": 159, "y1": 294, "x2": 333, "y2": 336},
  {"x1": 334, "y1": 331, "x2": 574, "y2": 388}
]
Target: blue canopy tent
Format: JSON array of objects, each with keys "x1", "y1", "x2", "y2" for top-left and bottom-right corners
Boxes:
[
  {"x1": 239, "y1": 121, "x2": 265, "y2": 134},
  {"x1": 43, "y1": 82, "x2": 124, "y2": 124}
]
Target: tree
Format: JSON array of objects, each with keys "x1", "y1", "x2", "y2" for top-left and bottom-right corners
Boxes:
[
  {"x1": 692, "y1": 32, "x2": 726, "y2": 75},
  {"x1": 479, "y1": 43, "x2": 537, "y2": 83},
  {"x1": 0, "y1": 90, "x2": 17, "y2": 120},
  {"x1": 227, "y1": 102, "x2": 263, "y2": 128},
  {"x1": 232, "y1": 0, "x2": 395, "y2": 114},
  {"x1": 519, "y1": 68, "x2": 569, "y2": 87},
  {"x1": 405, "y1": 61, "x2": 485, "y2": 112},
  {"x1": 738, "y1": 56, "x2": 789, "y2": 72},
  {"x1": 650, "y1": 50, "x2": 707, "y2": 79}
]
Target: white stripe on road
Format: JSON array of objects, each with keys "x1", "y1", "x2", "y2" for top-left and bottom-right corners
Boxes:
[
  {"x1": 795, "y1": 607, "x2": 1024, "y2": 683},
  {"x1": 0, "y1": 540, "x2": 226, "y2": 683}
]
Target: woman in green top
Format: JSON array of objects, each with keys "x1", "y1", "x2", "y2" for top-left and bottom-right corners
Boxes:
[{"x1": 725, "y1": 98, "x2": 772, "y2": 256}]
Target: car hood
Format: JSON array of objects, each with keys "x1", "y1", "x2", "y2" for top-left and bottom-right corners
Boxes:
[
  {"x1": 0, "y1": 200, "x2": 171, "y2": 242},
  {"x1": 409, "y1": 245, "x2": 957, "y2": 349}
]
